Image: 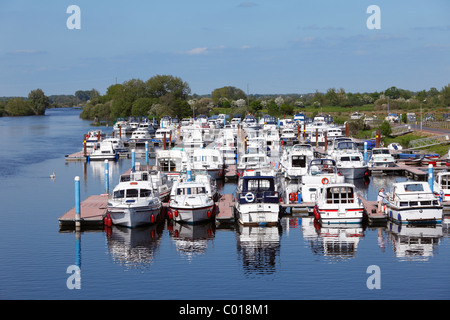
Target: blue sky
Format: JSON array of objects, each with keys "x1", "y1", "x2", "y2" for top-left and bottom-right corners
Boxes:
[{"x1": 0, "y1": 0, "x2": 449, "y2": 97}]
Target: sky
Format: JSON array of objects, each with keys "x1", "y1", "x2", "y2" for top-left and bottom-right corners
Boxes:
[{"x1": 0, "y1": 0, "x2": 449, "y2": 97}]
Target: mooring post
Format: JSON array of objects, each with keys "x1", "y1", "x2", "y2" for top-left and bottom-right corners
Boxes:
[
  {"x1": 145, "y1": 141, "x2": 149, "y2": 165},
  {"x1": 131, "y1": 149, "x2": 135, "y2": 172},
  {"x1": 104, "y1": 160, "x2": 109, "y2": 194},
  {"x1": 428, "y1": 164, "x2": 433, "y2": 193},
  {"x1": 364, "y1": 141, "x2": 368, "y2": 165},
  {"x1": 75, "y1": 176, "x2": 81, "y2": 228}
]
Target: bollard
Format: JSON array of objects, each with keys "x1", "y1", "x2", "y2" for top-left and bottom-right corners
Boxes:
[
  {"x1": 75, "y1": 176, "x2": 81, "y2": 228},
  {"x1": 145, "y1": 141, "x2": 149, "y2": 165},
  {"x1": 364, "y1": 142, "x2": 368, "y2": 165},
  {"x1": 428, "y1": 164, "x2": 433, "y2": 193},
  {"x1": 131, "y1": 149, "x2": 135, "y2": 172},
  {"x1": 104, "y1": 160, "x2": 109, "y2": 194},
  {"x1": 297, "y1": 191, "x2": 302, "y2": 204}
]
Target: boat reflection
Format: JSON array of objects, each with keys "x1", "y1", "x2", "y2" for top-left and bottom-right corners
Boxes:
[
  {"x1": 105, "y1": 223, "x2": 164, "y2": 270},
  {"x1": 168, "y1": 221, "x2": 215, "y2": 261},
  {"x1": 302, "y1": 217, "x2": 365, "y2": 260},
  {"x1": 385, "y1": 221, "x2": 443, "y2": 261},
  {"x1": 236, "y1": 224, "x2": 281, "y2": 276}
]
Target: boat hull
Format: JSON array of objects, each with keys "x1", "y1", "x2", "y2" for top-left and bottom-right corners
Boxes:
[
  {"x1": 169, "y1": 204, "x2": 215, "y2": 224},
  {"x1": 317, "y1": 207, "x2": 364, "y2": 224},
  {"x1": 385, "y1": 205, "x2": 442, "y2": 224},
  {"x1": 235, "y1": 203, "x2": 280, "y2": 226},
  {"x1": 338, "y1": 166, "x2": 368, "y2": 179},
  {"x1": 108, "y1": 205, "x2": 161, "y2": 228}
]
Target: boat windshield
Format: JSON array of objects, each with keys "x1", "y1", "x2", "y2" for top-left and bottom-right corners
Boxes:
[
  {"x1": 176, "y1": 187, "x2": 206, "y2": 195},
  {"x1": 373, "y1": 149, "x2": 390, "y2": 155},
  {"x1": 243, "y1": 178, "x2": 274, "y2": 192},
  {"x1": 326, "y1": 186, "x2": 354, "y2": 204},
  {"x1": 404, "y1": 184, "x2": 424, "y2": 192},
  {"x1": 113, "y1": 188, "x2": 152, "y2": 199}
]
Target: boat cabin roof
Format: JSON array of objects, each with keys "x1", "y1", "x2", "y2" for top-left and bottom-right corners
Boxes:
[{"x1": 393, "y1": 182, "x2": 432, "y2": 194}]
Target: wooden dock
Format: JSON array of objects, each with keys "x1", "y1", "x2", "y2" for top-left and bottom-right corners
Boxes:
[
  {"x1": 357, "y1": 195, "x2": 387, "y2": 224},
  {"x1": 215, "y1": 194, "x2": 235, "y2": 224},
  {"x1": 59, "y1": 194, "x2": 108, "y2": 229},
  {"x1": 65, "y1": 150, "x2": 89, "y2": 162}
]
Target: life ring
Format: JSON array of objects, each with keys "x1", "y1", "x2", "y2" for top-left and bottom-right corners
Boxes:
[
  {"x1": 322, "y1": 177, "x2": 329, "y2": 185},
  {"x1": 245, "y1": 192, "x2": 255, "y2": 203},
  {"x1": 289, "y1": 192, "x2": 296, "y2": 203}
]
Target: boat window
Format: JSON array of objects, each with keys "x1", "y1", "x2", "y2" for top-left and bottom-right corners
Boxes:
[
  {"x1": 326, "y1": 186, "x2": 354, "y2": 204},
  {"x1": 113, "y1": 190, "x2": 125, "y2": 199},
  {"x1": 126, "y1": 189, "x2": 139, "y2": 198},
  {"x1": 433, "y1": 200, "x2": 439, "y2": 206},
  {"x1": 244, "y1": 179, "x2": 274, "y2": 192},
  {"x1": 292, "y1": 155, "x2": 306, "y2": 168},
  {"x1": 409, "y1": 201, "x2": 418, "y2": 206},
  {"x1": 159, "y1": 159, "x2": 177, "y2": 172},
  {"x1": 440, "y1": 175, "x2": 450, "y2": 188},
  {"x1": 176, "y1": 187, "x2": 206, "y2": 195},
  {"x1": 420, "y1": 201, "x2": 431, "y2": 206},
  {"x1": 140, "y1": 189, "x2": 152, "y2": 197},
  {"x1": 400, "y1": 202, "x2": 408, "y2": 207},
  {"x1": 404, "y1": 184, "x2": 424, "y2": 192}
]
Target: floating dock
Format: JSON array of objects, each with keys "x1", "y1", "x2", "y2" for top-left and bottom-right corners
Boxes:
[
  {"x1": 215, "y1": 194, "x2": 235, "y2": 224},
  {"x1": 59, "y1": 194, "x2": 108, "y2": 229}
]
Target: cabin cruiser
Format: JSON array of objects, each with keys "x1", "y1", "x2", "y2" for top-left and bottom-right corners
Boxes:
[
  {"x1": 182, "y1": 129, "x2": 205, "y2": 150},
  {"x1": 236, "y1": 153, "x2": 271, "y2": 176},
  {"x1": 369, "y1": 147, "x2": 396, "y2": 168},
  {"x1": 137, "y1": 122, "x2": 156, "y2": 136},
  {"x1": 119, "y1": 168, "x2": 173, "y2": 202},
  {"x1": 88, "y1": 140, "x2": 118, "y2": 161},
  {"x1": 330, "y1": 141, "x2": 368, "y2": 179},
  {"x1": 433, "y1": 172, "x2": 450, "y2": 202},
  {"x1": 280, "y1": 144, "x2": 314, "y2": 180},
  {"x1": 113, "y1": 119, "x2": 133, "y2": 136},
  {"x1": 153, "y1": 128, "x2": 175, "y2": 146},
  {"x1": 384, "y1": 181, "x2": 442, "y2": 224},
  {"x1": 155, "y1": 149, "x2": 188, "y2": 181},
  {"x1": 280, "y1": 128, "x2": 298, "y2": 144},
  {"x1": 313, "y1": 183, "x2": 365, "y2": 224},
  {"x1": 129, "y1": 127, "x2": 153, "y2": 144},
  {"x1": 189, "y1": 148, "x2": 225, "y2": 179},
  {"x1": 242, "y1": 114, "x2": 259, "y2": 129},
  {"x1": 301, "y1": 159, "x2": 345, "y2": 203},
  {"x1": 84, "y1": 130, "x2": 104, "y2": 148},
  {"x1": 168, "y1": 172, "x2": 216, "y2": 224},
  {"x1": 234, "y1": 168, "x2": 283, "y2": 226},
  {"x1": 103, "y1": 137, "x2": 128, "y2": 154},
  {"x1": 107, "y1": 171, "x2": 162, "y2": 228}
]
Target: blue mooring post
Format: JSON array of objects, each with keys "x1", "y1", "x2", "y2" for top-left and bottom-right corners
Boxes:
[
  {"x1": 364, "y1": 141, "x2": 368, "y2": 165},
  {"x1": 131, "y1": 149, "x2": 135, "y2": 172},
  {"x1": 145, "y1": 141, "x2": 149, "y2": 165},
  {"x1": 104, "y1": 160, "x2": 109, "y2": 194},
  {"x1": 428, "y1": 164, "x2": 433, "y2": 193},
  {"x1": 297, "y1": 191, "x2": 301, "y2": 204},
  {"x1": 75, "y1": 176, "x2": 81, "y2": 228},
  {"x1": 187, "y1": 164, "x2": 192, "y2": 182}
]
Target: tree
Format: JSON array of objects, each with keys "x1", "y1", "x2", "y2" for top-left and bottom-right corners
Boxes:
[
  {"x1": 5, "y1": 98, "x2": 33, "y2": 116},
  {"x1": 379, "y1": 121, "x2": 392, "y2": 137},
  {"x1": 28, "y1": 89, "x2": 49, "y2": 115},
  {"x1": 211, "y1": 86, "x2": 246, "y2": 105},
  {"x1": 442, "y1": 84, "x2": 450, "y2": 107},
  {"x1": 146, "y1": 75, "x2": 190, "y2": 100},
  {"x1": 325, "y1": 88, "x2": 339, "y2": 106}
]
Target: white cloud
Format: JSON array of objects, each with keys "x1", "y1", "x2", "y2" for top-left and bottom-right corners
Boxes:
[{"x1": 186, "y1": 47, "x2": 208, "y2": 55}]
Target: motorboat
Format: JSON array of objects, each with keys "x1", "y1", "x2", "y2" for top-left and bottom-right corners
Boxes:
[
  {"x1": 152, "y1": 128, "x2": 175, "y2": 146},
  {"x1": 88, "y1": 140, "x2": 118, "y2": 161},
  {"x1": 113, "y1": 119, "x2": 133, "y2": 136},
  {"x1": 313, "y1": 183, "x2": 365, "y2": 224},
  {"x1": 129, "y1": 127, "x2": 153, "y2": 144},
  {"x1": 280, "y1": 144, "x2": 314, "y2": 180},
  {"x1": 236, "y1": 153, "x2": 271, "y2": 176},
  {"x1": 242, "y1": 114, "x2": 259, "y2": 129},
  {"x1": 234, "y1": 168, "x2": 283, "y2": 226},
  {"x1": 369, "y1": 147, "x2": 396, "y2": 168},
  {"x1": 84, "y1": 130, "x2": 104, "y2": 148},
  {"x1": 137, "y1": 122, "x2": 156, "y2": 136},
  {"x1": 280, "y1": 128, "x2": 298, "y2": 144},
  {"x1": 182, "y1": 129, "x2": 205, "y2": 150},
  {"x1": 107, "y1": 171, "x2": 162, "y2": 228},
  {"x1": 103, "y1": 137, "x2": 128, "y2": 154},
  {"x1": 189, "y1": 148, "x2": 225, "y2": 180},
  {"x1": 330, "y1": 141, "x2": 368, "y2": 179},
  {"x1": 119, "y1": 169, "x2": 173, "y2": 202},
  {"x1": 155, "y1": 149, "x2": 189, "y2": 181},
  {"x1": 301, "y1": 159, "x2": 345, "y2": 203},
  {"x1": 433, "y1": 172, "x2": 450, "y2": 202},
  {"x1": 384, "y1": 181, "x2": 442, "y2": 224},
  {"x1": 167, "y1": 173, "x2": 216, "y2": 224}
]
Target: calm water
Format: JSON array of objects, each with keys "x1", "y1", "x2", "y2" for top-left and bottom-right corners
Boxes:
[{"x1": 0, "y1": 108, "x2": 449, "y2": 300}]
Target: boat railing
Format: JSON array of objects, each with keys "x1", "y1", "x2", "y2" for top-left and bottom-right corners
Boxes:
[{"x1": 237, "y1": 191, "x2": 280, "y2": 204}]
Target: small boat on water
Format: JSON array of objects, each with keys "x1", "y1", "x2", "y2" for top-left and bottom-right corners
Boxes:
[
  {"x1": 88, "y1": 140, "x2": 118, "y2": 161},
  {"x1": 369, "y1": 147, "x2": 396, "y2": 168},
  {"x1": 433, "y1": 171, "x2": 450, "y2": 202},
  {"x1": 107, "y1": 172, "x2": 162, "y2": 228},
  {"x1": 236, "y1": 153, "x2": 271, "y2": 176},
  {"x1": 313, "y1": 183, "x2": 365, "y2": 224},
  {"x1": 301, "y1": 159, "x2": 345, "y2": 203},
  {"x1": 330, "y1": 141, "x2": 368, "y2": 179},
  {"x1": 234, "y1": 168, "x2": 283, "y2": 226},
  {"x1": 168, "y1": 172, "x2": 216, "y2": 224},
  {"x1": 280, "y1": 144, "x2": 314, "y2": 180},
  {"x1": 155, "y1": 149, "x2": 188, "y2": 181},
  {"x1": 384, "y1": 181, "x2": 442, "y2": 224}
]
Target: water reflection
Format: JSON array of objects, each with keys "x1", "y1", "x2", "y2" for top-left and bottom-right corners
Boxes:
[
  {"x1": 105, "y1": 223, "x2": 164, "y2": 270},
  {"x1": 168, "y1": 221, "x2": 216, "y2": 261},
  {"x1": 236, "y1": 225, "x2": 281, "y2": 276},
  {"x1": 385, "y1": 221, "x2": 443, "y2": 261},
  {"x1": 301, "y1": 217, "x2": 365, "y2": 260}
]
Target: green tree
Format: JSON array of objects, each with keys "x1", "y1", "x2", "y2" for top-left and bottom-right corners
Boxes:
[
  {"x1": 325, "y1": 88, "x2": 339, "y2": 106},
  {"x1": 28, "y1": 88, "x2": 49, "y2": 115},
  {"x1": 441, "y1": 84, "x2": 450, "y2": 107},
  {"x1": 5, "y1": 98, "x2": 33, "y2": 116},
  {"x1": 379, "y1": 121, "x2": 392, "y2": 137},
  {"x1": 211, "y1": 86, "x2": 246, "y2": 105}
]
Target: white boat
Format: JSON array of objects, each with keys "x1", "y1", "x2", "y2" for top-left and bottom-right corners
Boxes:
[
  {"x1": 152, "y1": 128, "x2": 174, "y2": 146},
  {"x1": 237, "y1": 153, "x2": 271, "y2": 176},
  {"x1": 384, "y1": 181, "x2": 442, "y2": 224},
  {"x1": 301, "y1": 159, "x2": 345, "y2": 203},
  {"x1": 242, "y1": 114, "x2": 259, "y2": 129},
  {"x1": 189, "y1": 149, "x2": 225, "y2": 179},
  {"x1": 313, "y1": 183, "x2": 365, "y2": 224},
  {"x1": 369, "y1": 147, "x2": 396, "y2": 168},
  {"x1": 155, "y1": 149, "x2": 189, "y2": 181},
  {"x1": 331, "y1": 141, "x2": 368, "y2": 179},
  {"x1": 182, "y1": 129, "x2": 205, "y2": 149},
  {"x1": 433, "y1": 172, "x2": 450, "y2": 202},
  {"x1": 280, "y1": 128, "x2": 297, "y2": 144},
  {"x1": 107, "y1": 173, "x2": 162, "y2": 228},
  {"x1": 280, "y1": 144, "x2": 314, "y2": 180},
  {"x1": 113, "y1": 119, "x2": 133, "y2": 136},
  {"x1": 168, "y1": 174, "x2": 216, "y2": 224},
  {"x1": 119, "y1": 169, "x2": 172, "y2": 202},
  {"x1": 84, "y1": 130, "x2": 104, "y2": 148},
  {"x1": 130, "y1": 127, "x2": 153, "y2": 143},
  {"x1": 88, "y1": 140, "x2": 118, "y2": 161},
  {"x1": 234, "y1": 168, "x2": 283, "y2": 226},
  {"x1": 103, "y1": 137, "x2": 128, "y2": 154}
]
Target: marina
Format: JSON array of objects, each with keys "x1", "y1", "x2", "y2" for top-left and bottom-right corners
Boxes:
[{"x1": 3, "y1": 108, "x2": 450, "y2": 301}]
